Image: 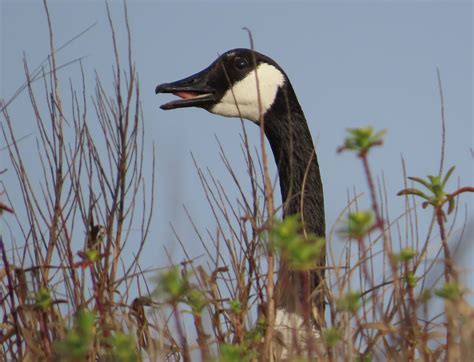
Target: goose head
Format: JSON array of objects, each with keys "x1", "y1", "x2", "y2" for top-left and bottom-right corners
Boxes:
[{"x1": 155, "y1": 48, "x2": 288, "y2": 123}]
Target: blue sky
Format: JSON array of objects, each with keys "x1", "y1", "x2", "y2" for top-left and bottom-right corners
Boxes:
[{"x1": 1, "y1": 1, "x2": 472, "y2": 294}]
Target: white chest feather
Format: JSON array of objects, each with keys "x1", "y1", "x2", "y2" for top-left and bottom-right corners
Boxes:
[
  {"x1": 210, "y1": 63, "x2": 285, "y2": 122},
  {"x1": 274, "y1": 308, "x2": 321, "y2": 359}
]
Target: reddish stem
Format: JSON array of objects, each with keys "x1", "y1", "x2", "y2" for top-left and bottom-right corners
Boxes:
[
  {"x1": 406, "y1": 261, "x2": 417, "y2": 362},
  {"x1": 0, "y1": 202, "x2": 14, "y2": 214},
  {"x1": 360, "y1": 153, "x2": 383, "y2": 228},
  {"x1": 173, "y1": 303, "x2": 190, "y2": 362},
  {"x1": 193, "y1": 313, "x2": 210, "y2": 361},
  {"x1": 448, "y1": 186, "x2": 474, "y2": 199},
  {"x1": 357, "y1": 237, "x2": 373, "y2": 288},
  {"x1": 0, "y1": 237, "x2": 23, "y2": 356},
  {"x1": 435, "y1": 208, "x2": 453, "y2": 362},
  {"x1": 435, "y1": 209, "x2": 453, "y2": 283}
]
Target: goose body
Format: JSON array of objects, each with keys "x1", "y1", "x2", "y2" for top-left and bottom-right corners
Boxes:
[{"x1": 155, "y1": 48, "x2": 326, "y2": 352}]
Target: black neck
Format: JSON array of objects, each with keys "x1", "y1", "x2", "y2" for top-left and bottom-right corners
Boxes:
[
  {"x1": 263, "y1": 85, "x2": 326, "y2": 321},
  {"x1": 264, "y1": 87, "x2": 325, "y2": 237}
]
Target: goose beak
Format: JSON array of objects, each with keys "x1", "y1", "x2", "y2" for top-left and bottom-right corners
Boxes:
[{"x1": 155, "y1": 67, "x2": 216, "y2": 110}]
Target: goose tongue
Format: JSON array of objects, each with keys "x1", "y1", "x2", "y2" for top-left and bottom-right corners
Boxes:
[
  {"x1": 155, "y1": 66, "x2": 216, "y2": 110},
  {"x1": 174, "y1": 91, "x2": 198, "y2": 99}
]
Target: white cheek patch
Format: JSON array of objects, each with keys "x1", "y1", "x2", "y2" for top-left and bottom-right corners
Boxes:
[{"x1": 210, "y1": 63, "x2": 285, "y2": 122}]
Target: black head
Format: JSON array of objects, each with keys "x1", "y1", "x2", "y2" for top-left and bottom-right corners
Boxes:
[{"x1": 155, "y1": 48, "x2": 288, "y2": 122}]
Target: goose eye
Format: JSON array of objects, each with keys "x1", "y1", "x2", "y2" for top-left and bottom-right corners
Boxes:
[{"x1": 234, "y1": 57, "x2": 249, "y2": 70}]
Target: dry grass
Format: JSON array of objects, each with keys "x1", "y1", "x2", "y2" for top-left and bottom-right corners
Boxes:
[{"x1": 0, "y1": 2, "x2": 472, "y2": 361}]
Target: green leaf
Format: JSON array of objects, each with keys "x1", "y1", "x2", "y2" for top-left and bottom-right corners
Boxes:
[
  {"x1": 355, "y1": 354, "x2": 373, "y2": 362},
  {"x1": 427, "y1": 175, "x2": 441, "y2": 187},
  {"x1": 442, "y1": 166, "x2": 456, "y2": 188},
  {"x1": 399, "y1": 248, "x2": 417, "y2": 262},
  {"x1": 187, "y1": 289, "x2": 207, "y2": 315},
  {"x1": 54, "y1": 310, "x2": 96, "y2": 360},
  {"x1": 338, "y1": 127, "x2": 386, "y2": 155},
  {"x1": 108, "y1": 332, "x2": 138, "y2": 362},
  {"x1": 419, "y1": 289, "x2": 432, "y2": 303},
  {"x1": 435, "y1": 283, "x2": 461, "y2": 301},
  {"x1": 322, "y1": 327, "x2": 341, "y2": 348},
  {"x1": 447, "y1": 195, "x2": 456, "y2": 215},
  {"x1": 338, "y1": 210, "x2": 374, "y2": 240},
  {"x1": 270, "y1": 215, "x2": 326, "y2": 270},
  {"x1": 397, "y1": 188, "x2": 429, "y2": 199},
  {"x1": 336, "y1": 290, "x2": 361, "y2": 313},
  {"x1": 85, "y1": 248, "x2": 99, "y2": 262},
  {"x1": 406, "y1": 271, "x2": 417, "y2": 288},
  {"x1": 156, "y1": 267, "x2": 188, "y2": 301},
  {"x1": 228, "y1": 299, "x2": 242, "y2": 315},
  {"x1": 218, "y1": 343, "x2": 254, "y2": 362},
  {"x1": 35, "y1": 287, "x2": 53, "y2": 311},
  {"x1": 407, "y1": 176, "x2": 432, "y2": 191},
  {"x1": 403, "y1": 166, "x2": 460, "y2": 217}
]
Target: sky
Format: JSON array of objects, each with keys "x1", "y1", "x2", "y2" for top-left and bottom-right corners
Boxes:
[{"x1": 1, "y1": 1, "x2": 473, "y2": 300}]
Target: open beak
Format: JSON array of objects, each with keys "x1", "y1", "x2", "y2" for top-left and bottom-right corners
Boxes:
[{"x1": 155, "y1": 67, "x2": 216, "y2": 110}]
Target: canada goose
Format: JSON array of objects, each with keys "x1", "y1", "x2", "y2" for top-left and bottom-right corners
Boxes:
[{"x1": 155, "y1": 48, "x2": 326, "y2": 351}]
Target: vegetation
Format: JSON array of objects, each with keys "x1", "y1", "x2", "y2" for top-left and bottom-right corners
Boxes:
[{"x1": 1, "y1": 2, "x2": 472, "y2": 361}]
